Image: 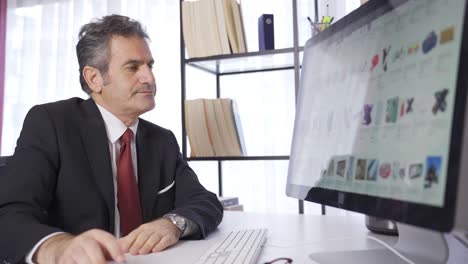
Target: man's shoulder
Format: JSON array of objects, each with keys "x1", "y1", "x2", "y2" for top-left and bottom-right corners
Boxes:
[
  {"x1": 25, "y1": 97, "x2": 92, "y2": 126},
  {"x1": 138, "y1": 118, "x2": 172, "y2": 136},
  {"x1": 36, "y1": 97, "x2": 86, "y2": 111}
]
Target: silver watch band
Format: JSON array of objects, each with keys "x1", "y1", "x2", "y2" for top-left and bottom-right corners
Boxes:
[{"x1": 163, "y1": 214, "x2": 199, "y2": 237}]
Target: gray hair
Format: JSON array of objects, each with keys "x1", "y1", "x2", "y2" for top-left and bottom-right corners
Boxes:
[{"x1": 76, "y1": 14, "x2": 150, "y2": 94}]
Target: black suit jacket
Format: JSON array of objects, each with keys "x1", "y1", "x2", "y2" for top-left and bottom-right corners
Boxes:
[{"x1": 0, "y1": 98, "x2": 223, "y2": 263}]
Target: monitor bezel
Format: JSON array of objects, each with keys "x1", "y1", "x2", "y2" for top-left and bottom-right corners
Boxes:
[{"x1": 287, "y1": 0, "x2": 468, "y2": 232}]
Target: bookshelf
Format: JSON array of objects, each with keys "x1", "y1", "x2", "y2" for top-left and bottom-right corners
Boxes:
[{"x1": 179, "y1": 0, "x2": 310, "y2": 213}]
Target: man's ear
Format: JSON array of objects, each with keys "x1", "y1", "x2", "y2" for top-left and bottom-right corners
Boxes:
[{"x1": 82, "y1": 66, "x2": 104, "y2": 93}]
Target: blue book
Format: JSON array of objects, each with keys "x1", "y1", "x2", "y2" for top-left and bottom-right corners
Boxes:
[{"x1": 258, "y1": 14, "x2": 274, "y2": 50}]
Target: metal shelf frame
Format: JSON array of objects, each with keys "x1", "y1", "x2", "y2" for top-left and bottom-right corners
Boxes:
[{"x1": 179, "y1": 0, "x2": 316, "y2": 213}]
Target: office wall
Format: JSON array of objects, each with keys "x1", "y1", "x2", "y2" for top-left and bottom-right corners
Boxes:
[{"x1": 317, "y1": 0, "x2": 360, "y2": 22}]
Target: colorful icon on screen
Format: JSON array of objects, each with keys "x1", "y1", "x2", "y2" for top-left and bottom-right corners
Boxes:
[
  {"x1": 347, "y1": 157, "x2": 355, "y2": 180},
  {"x1": 379, "y1": 162, "x2": 392, "y2": 179},
  {"x1": 409, "y1": 163, "x2": 423, "y2": 179},
  {"x1": 422, "y1": 31, "x2": 438, "y2": 54},
  {"x1": 392, "y1": 162, "x2": 401, "y2": 179},
  {"x1": 406, "y1": 98, "x2": 414, "y2": 114},
  {"x1": 355, "y1": 159, "x2": 367, "y2": 180},
  {"x1": 371, "y1": 54, "x2": 379, "y2": 71},
  {"x1": 382, "y1": 46, "x2": 391, "y2": 72},
  {"x1": 440, "y1": 27, "x2": 455, "y2": 45},
  {"x1": 425, "y1": 156, "x2": 441, "y2": 188},
  {"x1": 400, "y1": 102, "x2": 405, "y2": 117},
  {"x1": 363, "y1": 104, "x2": 373, "y2": 125},
  {"x1": 337, "y1": 160, "x2": 346, "y2": 177},
  {"x1": 393, "y1": 47, "x2": 405, "y2": 62},
  {"x1": 432, "y1": 89, "x2": 449, "y2": 114},
  {"x1": 399, "y1": 167, "x2": 406, "y2": 179},
  {"x1": 408, "y1": 43, "x2": 420, "y2": 54},
  {"x1": 367, "y1": 159, "x2": 379, "y2": 181},
  {"x1": 386, "y1": 97, "x2": 399, "y2": 123}
]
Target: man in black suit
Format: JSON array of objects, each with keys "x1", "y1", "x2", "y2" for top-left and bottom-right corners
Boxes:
[{"x1": 0, "y1": 15, "x2": 223, "y2": 264}]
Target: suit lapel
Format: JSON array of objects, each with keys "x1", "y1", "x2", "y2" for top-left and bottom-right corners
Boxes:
[
  {"x1": 136, "y1": 121, "x2": 161, "y2": 221},
  {"x1": 79, "y1": 99, "x2": 115, "y2": 232}
]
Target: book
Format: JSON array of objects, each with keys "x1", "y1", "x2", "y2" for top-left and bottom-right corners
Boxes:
[
  {"x1": 204, "y1": 99, "x2": 226, "y2": 156},
  {"x1": 185, "y1": 98, "x2": 245, "y2": 157},
  {"x1": 184, "y1": 99, "x2": 215, "y2": 157},
  {"x1": 218, "y1": 196, "x2": 239, "y2": 207},
  {"x1": 181, "y1": 0, "x2": 247, "y2": 57},
  {"x1": 213, "y1": 100, "x2": 237, "y2": 156},
  {"x1": 222, "y1": 99, "x2": 246, "y2": 155},
  {"x1": 182, "y1": 1, "x2": 195, "y2": 57},
  {"x1": 213, "y1": 0, "x2": 231, "y2": 54},
  {"x1": 230, "y1": 0, "x2": 247, "y2": 53},
  {"x1": 222, "y1": 0, "x2": 238, "y2": 53}
]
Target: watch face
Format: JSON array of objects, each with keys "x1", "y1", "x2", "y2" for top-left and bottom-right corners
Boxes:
[{"x1": 166, "y1": 214, "x2": 186, "y2": 232}]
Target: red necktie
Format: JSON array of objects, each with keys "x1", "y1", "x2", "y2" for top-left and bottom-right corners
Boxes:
[{"x1": 117, "y1": 129, "x2": 143, "y2": 236}]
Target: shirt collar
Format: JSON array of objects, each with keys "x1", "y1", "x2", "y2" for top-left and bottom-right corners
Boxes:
[{"x1": 96, "y1": 103, "x2": 139, "y2": 144}]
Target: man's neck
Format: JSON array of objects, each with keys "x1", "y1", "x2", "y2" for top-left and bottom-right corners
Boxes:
[{"x1": 91, "y1": 96, "x2": 138, "y2": 127}]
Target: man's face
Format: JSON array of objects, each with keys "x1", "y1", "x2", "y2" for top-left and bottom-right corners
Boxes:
[{"x1": 100, "y1": 35, "x2": 156, "y2": 120}]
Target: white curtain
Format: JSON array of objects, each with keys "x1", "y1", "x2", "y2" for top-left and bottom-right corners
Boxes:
[
  {"x1": 3, "y1": 0, "x2": 360, "y2": 215},
  {"x1": 3, "y1": 0, "x2": 182, "y2": 153}
]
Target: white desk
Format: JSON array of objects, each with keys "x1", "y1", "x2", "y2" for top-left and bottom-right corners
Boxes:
[{"x1": 121, "y1": 211, "x2": 468, "y2": 263}]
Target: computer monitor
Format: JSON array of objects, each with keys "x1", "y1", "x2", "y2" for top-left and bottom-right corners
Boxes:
[{"x1": 286, "y1": 0, "x2": 468, "y2": 263}]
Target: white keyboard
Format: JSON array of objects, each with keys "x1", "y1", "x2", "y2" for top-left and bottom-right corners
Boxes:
[{"x1": 194, "y1": 228, "x2": 268, "y2": 264}]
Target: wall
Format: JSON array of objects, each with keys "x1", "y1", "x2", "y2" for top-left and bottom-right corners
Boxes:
[{"x1": 317, "y1": 0, "x2": 361, "y2": 23}]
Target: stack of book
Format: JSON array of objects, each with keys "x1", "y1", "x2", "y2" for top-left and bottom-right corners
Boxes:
[
  {"x1": 181, "y1": 0, "x2": 247, "y2": 58},
  {"x1": 185, "y1": 98, "x2": 246, "y2": 157},
  {"x1": 219, "y1": 196, "x2": 243, "y2": 211}
]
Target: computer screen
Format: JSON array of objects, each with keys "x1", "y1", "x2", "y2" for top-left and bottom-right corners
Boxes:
[{"x1": 287, "y1": 0, "x2": 468, "y2": 232}]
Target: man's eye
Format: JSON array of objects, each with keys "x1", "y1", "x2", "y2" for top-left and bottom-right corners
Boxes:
[{"x1": 128, "y1": 66, "x2": 138, "y2": 71}]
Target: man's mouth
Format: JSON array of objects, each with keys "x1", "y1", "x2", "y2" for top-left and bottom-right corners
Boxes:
[{"x1": 136, "y1": 86, "x2": 156, "y2": 95}]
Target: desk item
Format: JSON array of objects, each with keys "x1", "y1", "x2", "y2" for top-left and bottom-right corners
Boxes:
[{"x1": 194, "y1": 228, "x2": 267, "y2": 264}]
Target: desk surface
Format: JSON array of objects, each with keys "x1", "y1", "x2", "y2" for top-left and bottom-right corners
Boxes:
[{"x1": 120, "y1": 211, "x2": 467, "y2": 263}]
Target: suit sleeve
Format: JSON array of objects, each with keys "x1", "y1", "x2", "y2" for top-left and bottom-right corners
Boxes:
[
  {"x1": 0, "y1": 105, "x2": 62, "y2": 263},
  {"x1": 167, "y1": 133, "x2": 223, "y2": 239}
]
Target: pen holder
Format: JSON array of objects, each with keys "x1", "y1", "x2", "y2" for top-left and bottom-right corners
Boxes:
[{"x1": 310, "y1": 22, "x2": 332, "y2": 37}]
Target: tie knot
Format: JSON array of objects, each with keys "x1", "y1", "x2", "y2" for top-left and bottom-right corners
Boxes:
[{"x1": 121, "y1": 129, "x2": 133, "y2": 144}]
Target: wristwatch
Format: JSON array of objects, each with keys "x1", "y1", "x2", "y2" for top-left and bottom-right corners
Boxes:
[{"x1": 163, "y1": 214, "x2": 187, "y2": 235}]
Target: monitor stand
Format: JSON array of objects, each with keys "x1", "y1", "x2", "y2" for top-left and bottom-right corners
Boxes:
[{"x1": 309, "y1": 223, "x2": 449, "y2": 264}]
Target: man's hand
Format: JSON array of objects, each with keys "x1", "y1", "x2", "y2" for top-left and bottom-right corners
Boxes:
[
  {"x1": 34, "y1": 229, "x2": 125, "y2": 264},
  {"x1": 118, "y1": 218, "x2": 181, "y2": 255}
]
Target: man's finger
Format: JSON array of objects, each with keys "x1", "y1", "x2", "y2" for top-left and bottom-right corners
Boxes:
[
  {"x1": 139, "y1": 233, "x2": 162, "y2": 255},
  {"x1": 118, "y1": 228, "x2": 142, "y2": 253},
  {"x1": 69, "y1": 246, "x2": 91, "y2": 264},
  {"x1": 129, "y1": 230, "x2": 152, "y2": 255},
  {"x1": 88, "y1": 230, "x2": 125, "y2": 262},
  {"x1": 152, "y1": 236, "x2": 177, "y2": 253},
  {"x1": 82, "y1": 239, "x2": 107, "y2": 264}
]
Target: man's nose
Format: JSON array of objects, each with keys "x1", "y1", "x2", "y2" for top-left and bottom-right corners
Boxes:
[{"x1": 140, "y1": 65, "x2": 156, "y2": 85}]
